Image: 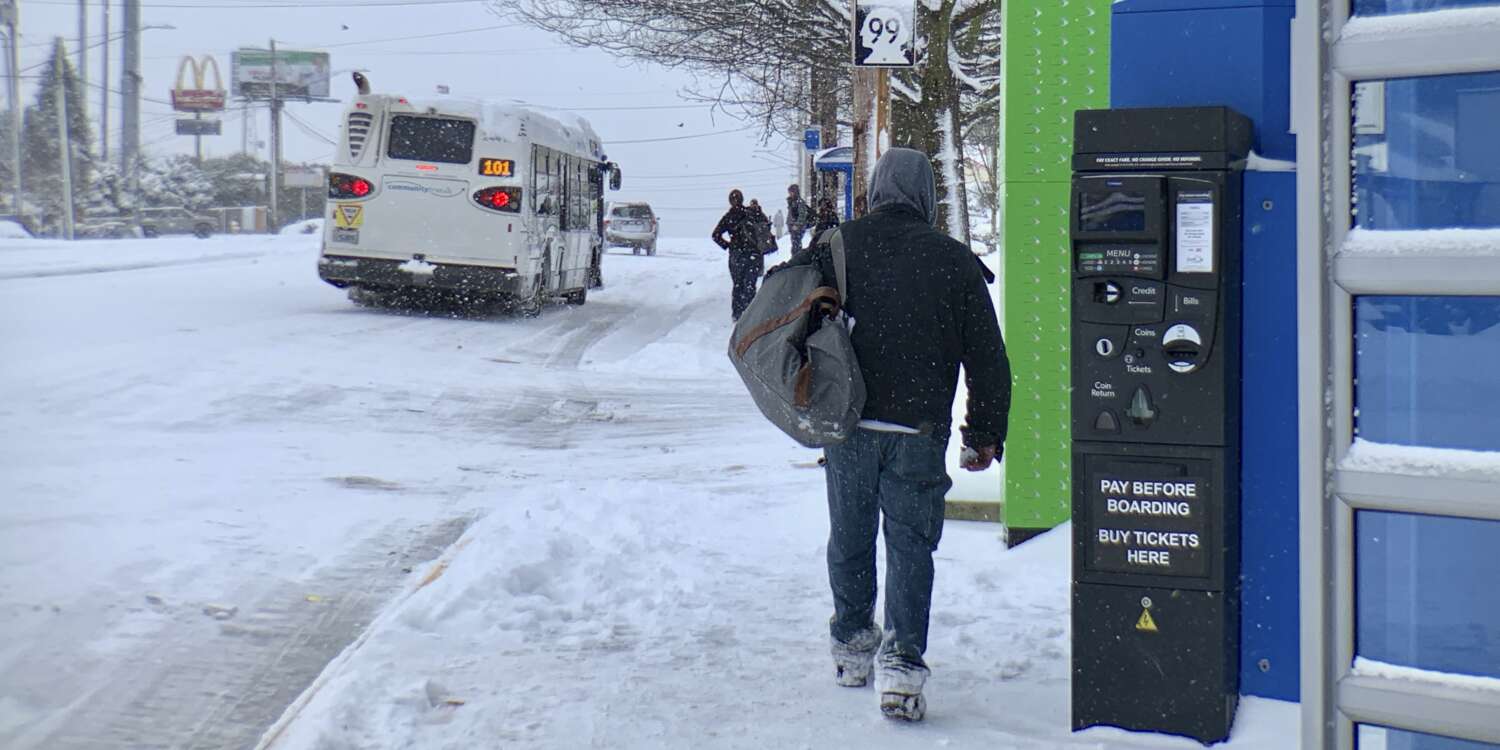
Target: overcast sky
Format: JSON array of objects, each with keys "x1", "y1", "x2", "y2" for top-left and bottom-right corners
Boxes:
[{"x1": 14, "y1": 0, "x2": 801, "y2": 230}]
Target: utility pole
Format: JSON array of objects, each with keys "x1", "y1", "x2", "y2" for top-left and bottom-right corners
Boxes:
[
  {"x1": 120, "y1": 0, "x2": 139, "y2": 179},
  {"x1": 76, "y1": 1, "x2": 87, "y2": 123},
  {"x1": 4, "y1": 0, "x2": 21, "y2": 219},
  {"x1": 55, "y1": 40, "x2": 76, "y2": 240},
  {"x1": 267, "y1": 38, "x2": 282, "y2": 232},
  {"x1": 100, "y1": 0, "x2": 108, "y2": 159},
  {"x1": 852, "y1": 67, "x2": 874, "y2": 214}
]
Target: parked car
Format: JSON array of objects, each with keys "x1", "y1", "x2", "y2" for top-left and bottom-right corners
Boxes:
[
  {"x1": 75, "y1": 217, "x2": 133, "y2": 239},
  {"x1": 138, "y1": 207, "x2": 217, "y2": 239},
  {"x1": 605, "y1": 202, "x2": 658, "y2": 256}
]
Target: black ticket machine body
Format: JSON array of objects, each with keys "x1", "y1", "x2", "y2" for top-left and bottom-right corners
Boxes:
[{"x1": 1069, "y1": 106, "x2": 1250, "y2": 745}]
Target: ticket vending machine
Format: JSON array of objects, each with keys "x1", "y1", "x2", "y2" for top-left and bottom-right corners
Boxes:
[{"x1": 1069, "y1": 106, "x2": 1251, "y2": 744}]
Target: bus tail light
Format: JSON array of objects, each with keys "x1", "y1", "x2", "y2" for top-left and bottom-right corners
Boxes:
[
  {"x1": 329, "y1": 173, "x2": 374, "y2": 199},
  {"x1": 474, "y1": 187, "x2": 521, "y2": 213}
]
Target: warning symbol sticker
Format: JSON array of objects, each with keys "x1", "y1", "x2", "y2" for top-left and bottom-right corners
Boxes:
[
  {"x1": 1135, "y1": 608, "x2": 1159, "y2": 633},
  {"x1": 335, "y1": 204, "x2": 364, "y2": 229}
]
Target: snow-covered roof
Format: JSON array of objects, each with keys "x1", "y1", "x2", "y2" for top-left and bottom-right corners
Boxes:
[
  {"x1": 396, "y1": 95, "x2": 606, "y2": 162},
  {"x1": 814, "y1": 146, "x2": 853, "y2": 167}
]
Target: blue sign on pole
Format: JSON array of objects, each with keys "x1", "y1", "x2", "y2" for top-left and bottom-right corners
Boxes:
[{"x1": 803, "y1": 127, "x2": 821, "y2": 151}]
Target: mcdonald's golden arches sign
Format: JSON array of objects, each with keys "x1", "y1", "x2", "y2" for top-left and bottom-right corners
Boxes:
[{"x1": 171, "y1": 56, "x2": 227, "y2": 113}]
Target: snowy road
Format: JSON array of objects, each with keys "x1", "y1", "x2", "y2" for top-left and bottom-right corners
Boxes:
[
  {"x1": 0, "y1": 233, "x2": 745, "y2": 748},
  {"x1": 0, "y1": 234, "x2": 1295, "y2": 749}
]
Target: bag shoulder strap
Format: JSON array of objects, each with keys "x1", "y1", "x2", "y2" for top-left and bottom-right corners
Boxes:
[{"x1": 830, "y1": 228, "x2": 847, "y2": 303}]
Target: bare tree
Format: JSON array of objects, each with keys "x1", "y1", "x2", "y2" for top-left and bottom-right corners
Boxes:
[{"x1": 491, "y1": 0, "x2": 1001, "y2": 241}]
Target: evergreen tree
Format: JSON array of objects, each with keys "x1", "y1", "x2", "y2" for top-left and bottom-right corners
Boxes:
[{"x1": 21, "y1": 39, "x2": 95, "y2": 235}]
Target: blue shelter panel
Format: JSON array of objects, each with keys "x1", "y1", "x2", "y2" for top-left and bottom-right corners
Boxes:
[
  {"x1": 1111, "y1": 0, "x2": 1295, "y2": 162},
  {"x1": 1238, "y1": 170, "x2": 1300, "y2": 701}
]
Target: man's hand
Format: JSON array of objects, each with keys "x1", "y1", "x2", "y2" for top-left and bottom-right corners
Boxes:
[{"x1": 960, "y1": 444, "x2": 999, "y2": 472}]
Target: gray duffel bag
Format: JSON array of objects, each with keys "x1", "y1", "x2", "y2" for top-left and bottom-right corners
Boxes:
[{"x1": 728, "y1": 230, "x2": 866, "y2": 448}]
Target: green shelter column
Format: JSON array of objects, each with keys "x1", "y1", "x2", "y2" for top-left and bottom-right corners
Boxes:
[{"x1": 997, "y1": 0, "x2": 1110, "y2": 544}]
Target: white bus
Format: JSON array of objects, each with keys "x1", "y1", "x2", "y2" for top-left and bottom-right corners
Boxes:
[{"x1": 317, "y1": 74, "x2": 621, "y2": 315}]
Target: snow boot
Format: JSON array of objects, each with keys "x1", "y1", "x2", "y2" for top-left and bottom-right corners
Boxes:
[
  {"x1": 830, "y1": 624, "x2": 882, "y2": 687},
  {"x1": 874, "y1": 654, "x2": 930, "y2": 722}
]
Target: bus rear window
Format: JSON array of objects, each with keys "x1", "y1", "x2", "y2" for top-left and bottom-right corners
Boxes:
[{"x1": 386, "y1": 116, "x2": 475, "y2": 165}]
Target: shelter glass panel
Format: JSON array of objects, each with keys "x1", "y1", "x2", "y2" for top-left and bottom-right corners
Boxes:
[
  {"x1": 1356, "y1": 510, "x2": 1500, "y2": 680},
  {"x1": 1354, "y1": 296, "x2": 1500, "y2": 452},
  {"x1": 1358, "y1": 724, "x2": 1500, "y2": 750},
  {"x1": 1353, "y1": 0, "x2": 1500, "y2": 16},
  {"x1": 1352, "y1": 71, "x2": 1500, "y2": 230}
]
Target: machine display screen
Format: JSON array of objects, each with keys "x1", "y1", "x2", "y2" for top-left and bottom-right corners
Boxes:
[{"x1": 1079, "y1": 190, "x2": 1148, "y2": 233}]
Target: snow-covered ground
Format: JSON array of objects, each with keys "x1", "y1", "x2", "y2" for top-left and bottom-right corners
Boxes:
[{"x1": 0, "y1": 233, "x2": 1295, "y2": 748}]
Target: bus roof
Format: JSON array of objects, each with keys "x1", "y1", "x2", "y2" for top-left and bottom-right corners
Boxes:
[{"x1": 395, "y1": 96, "x2": 607, "y2": 162}]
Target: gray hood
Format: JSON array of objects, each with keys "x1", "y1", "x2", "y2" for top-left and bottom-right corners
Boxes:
[{"x1": 868, "y1": 147, "x2": 936, "y2": 225}]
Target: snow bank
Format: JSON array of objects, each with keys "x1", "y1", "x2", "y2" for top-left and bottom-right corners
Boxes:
[
  {"x1": 280, "y1": 219, "x2": 325, "y2": 236},
  {"x1": 0, "y1": 220, "x2": 31, "y2": 239}
]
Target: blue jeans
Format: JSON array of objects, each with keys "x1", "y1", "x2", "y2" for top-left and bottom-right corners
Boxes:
[
  {"x1": 788, "y1": 227, "x2": 806, "y2": 253},
  {"x1": 824, "y1": 428, "x2": 952, "y2": 666}
]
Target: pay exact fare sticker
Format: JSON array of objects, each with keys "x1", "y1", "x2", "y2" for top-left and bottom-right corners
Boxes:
[{"x1": 335, "y1": 204, "x2": 365, "y2": 230}]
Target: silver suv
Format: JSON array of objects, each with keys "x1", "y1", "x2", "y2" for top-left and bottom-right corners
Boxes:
[
  {"x1": 138, "y1": 207, "x2": 217, "y2": 239},
  {"x1": 605, "y1": 202, "x2": 658, "y2": 256}
]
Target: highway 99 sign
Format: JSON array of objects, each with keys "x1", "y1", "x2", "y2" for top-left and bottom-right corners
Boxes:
[{"x1": 853, "y1": 0, "x2": 916, "y2": 68}]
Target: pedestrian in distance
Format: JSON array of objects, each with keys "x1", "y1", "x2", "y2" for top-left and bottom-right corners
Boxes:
[
  {"x1": 767, "y1": 147, "x2": 1012, "y2": 723},
  {"x1": 811, "y1": 197, "x2": 841, "y2": 241},
  {"x1": 712, "y1": 189, "x2": 766, "y2": 321},
  {"x1": 786, "y1": 183, "x2": 812, "y2": 253},
  {"x1": 773, "y1": 208, "x2": 786, "y2": 239}
]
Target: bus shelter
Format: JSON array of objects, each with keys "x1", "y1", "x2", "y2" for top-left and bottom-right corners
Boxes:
[{"x1": 813, "y1": 146, "x2": 854, "y2": 221}]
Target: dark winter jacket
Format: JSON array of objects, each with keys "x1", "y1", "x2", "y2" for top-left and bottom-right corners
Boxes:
[
  {"x1": 787, "y1": 195, "x2": 812, "y2": 231},
  {"x1": 768, "y1": 148, "x2": 1011, "y2": 448},
  {"x1": 712, "y1": 206, "x2": 757, "y2": 253}
]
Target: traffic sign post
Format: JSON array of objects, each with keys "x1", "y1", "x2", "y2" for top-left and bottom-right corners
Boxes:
[{"x1": 852, "y1": 0, "x2": 916, "y2": 68}]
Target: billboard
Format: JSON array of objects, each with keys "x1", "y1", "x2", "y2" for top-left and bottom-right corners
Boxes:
[
  {"x1": 231, "y1": 49, "x2": 331, "y2": 100},
  {"x1": 176, "y1": 118, "x2": 222, "y2": 136},
  {"x1": 283, "y1": 166, "x2": 325, "y2": 189}
]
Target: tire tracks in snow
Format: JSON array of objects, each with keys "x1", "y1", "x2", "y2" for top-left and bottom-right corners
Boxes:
[
  {"x1": 0, "y1": 251, "x2": 273, "y2": 281},
  {"x1": 14, "y1": 517, "x2": 474, "y2": 750}
]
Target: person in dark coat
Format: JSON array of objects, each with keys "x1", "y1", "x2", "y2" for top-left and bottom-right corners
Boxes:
[
  {"x1": 768, "y1": 147, "x2": 1011, "y2": 723},
  {"x1": 786, "y1": 184, "x2": 812, "y2": 253},
  {"x1": 811, "y1": 197, "x2": 841, "y2": 240},
  {"x1": 712, "y1": 189, "x2": 764, "y2": 321},
  {"x1": 747, "y1": 199, "x2": 776, "y2": 255}
]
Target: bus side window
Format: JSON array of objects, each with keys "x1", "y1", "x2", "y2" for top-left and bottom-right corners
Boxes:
[
  {"x1": 554, "y1": 154, "x2": 566, "y2": 226},
  {"x1": 559, "y1": 154, "x2": 571, "y2": 231},
  {"x1": 532, "y1": 147, "x2": 548, "y2": 214}
]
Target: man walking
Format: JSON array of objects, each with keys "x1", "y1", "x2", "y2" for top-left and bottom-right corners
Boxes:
[
  {"x1": 711, "y1": 189, "x2": 764, "y2": 321},
  {"x1": 785, "y1": 183, "x2": 812, "y2": 253},
  {"x1": 771, "y1": 148, "x2": 1011, "y2": 722}
]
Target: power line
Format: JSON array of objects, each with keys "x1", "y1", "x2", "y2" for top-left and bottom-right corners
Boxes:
[
  {"x1": 301, "y1": 23, "x2": 519, "y2": 49},
  {"x1": 627, "y1": 166, "x2": 786, "y2": 180},
  {"x1": 519, "y1": 102, "x2": 715, "y2": 113},
  {"x1": 607, "y1": 125, "x2": 757, "y2": 145},
  {"x1": 284, "y1": 109, "x2": 338, "y2": 145}
]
